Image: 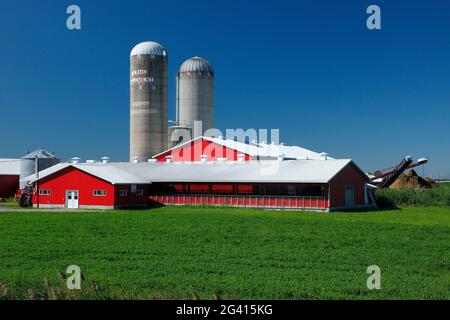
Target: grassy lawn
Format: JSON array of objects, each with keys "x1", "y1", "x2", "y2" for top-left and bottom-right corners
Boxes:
[{"x1": 0, "y1": 206, "x2": 448, "y2": 299}]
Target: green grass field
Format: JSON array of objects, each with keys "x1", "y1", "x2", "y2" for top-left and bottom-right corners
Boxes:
[
  {"x1": 0, "y1": 206, "x2": 449, "y2": 299},
  {"x1": 438, "y1": 181, "x2": 450, "y2": 191}
]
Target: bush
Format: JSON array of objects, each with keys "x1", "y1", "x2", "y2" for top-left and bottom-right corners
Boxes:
[{"x1": 375, "y1": 185, "x2": 450, "y2": 208}]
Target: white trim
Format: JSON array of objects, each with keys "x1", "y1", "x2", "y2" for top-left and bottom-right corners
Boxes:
[
  {"x1": 33, "y1": 204, "x2": 64, "y2": 209},
  {"x1": 79, "y1": 205, "x2": 114, "y2": 210}
]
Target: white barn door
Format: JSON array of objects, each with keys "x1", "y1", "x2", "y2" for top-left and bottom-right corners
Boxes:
[{"x1": 66, "y1": 190, "x2": 79, "y2": 209}]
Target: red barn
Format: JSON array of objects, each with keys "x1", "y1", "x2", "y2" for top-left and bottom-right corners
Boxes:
[
  {"x1": 153, "y1": 136, "x2": 330, "y2": 162},
  {"x1": 27, "y1": 159, "x2": 375, "y2": 211},
  {"x1": 29, "y1": 163, "x2": 149, "y2": 209}
]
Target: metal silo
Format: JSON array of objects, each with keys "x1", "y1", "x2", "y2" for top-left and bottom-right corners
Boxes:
[
  {"x1": 130, "y1": 41, "x2": 168, "y2": 162},
  {"x1": 176, "y1": 56, "x2": 214, "y2": 136},
  {"x1": 167, "y1": 125, "x2": 192, "y2": 149}
]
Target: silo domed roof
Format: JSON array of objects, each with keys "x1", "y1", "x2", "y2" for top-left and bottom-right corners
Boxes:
[
  {"x1": 179, "y1": 56, "x2": 214, "y2": 74},
  {"x1": 130, "y1": 41, "x2": 167, "y2": 57}
]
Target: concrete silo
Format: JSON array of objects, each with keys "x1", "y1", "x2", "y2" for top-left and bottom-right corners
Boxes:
[
  {"x1": 176, "y1": 56, "x2": 214, "y2": 136},
  {"x1": 130, "y1": 41, "x2": 168, "y2": 162}
]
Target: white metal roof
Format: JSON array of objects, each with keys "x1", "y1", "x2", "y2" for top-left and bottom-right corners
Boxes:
[
  {"x1": 124, "y1": 159, "x2": 351, "y2": 183},
  {"x1": 0, "y1": 158, "x2": 36, "y2": 175},
  {"x1": 179, "y1": 57, "x2": 214, "y2": 74},
  {"x1": 0, "y1": 159, "x2": 22, "y2": 175},
  {"x1": 153, "y1": 136, "x2": 332, "y2": 160},
  {"x1": 22, "y1": 148, "x2": 58, "y2": 159},
  {"x1": 26, "y1": 163, "x2": 149, "y2": 185},
  {"x1": 130, "y1": 41, "x2": 167, "y2": 57},
  {"x1": 27, "y1": 159, "x2": 353, "y2": 185}
]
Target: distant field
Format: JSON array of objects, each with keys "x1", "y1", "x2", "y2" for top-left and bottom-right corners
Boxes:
[
  {"x1": 438, "y1": 181, "x2": 450, "y2": 189},
  {"x1": 0, "y1": 206, "x2": 448, "y2": 299}
]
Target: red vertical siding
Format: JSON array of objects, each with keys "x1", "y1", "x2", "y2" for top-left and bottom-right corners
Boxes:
[
  {"x1": 329, "y1": 162, "x2": 369, "y2": 209},
  {"x1": 155, "y1": 139, "x2": 252, "y2": 162}
]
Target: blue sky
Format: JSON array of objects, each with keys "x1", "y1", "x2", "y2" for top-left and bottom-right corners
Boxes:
[{"x1": 0, "y1": 0, "x2": 449, "y2": 177}]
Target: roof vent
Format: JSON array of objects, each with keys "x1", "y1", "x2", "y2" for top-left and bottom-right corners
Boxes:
[
  {"x1": 71, "y1": 157, "x2": 80, "y2": 164},
  {"x1": 101, "y1": 156, "x2": 111, "y2": 164},
  {"x1": 320, "y1": 152, "x2": 328, "y2": 160},
  {"x1": 165, "y1": 155, "x2": 173, "y2": 163},
  {"x1": 132, "y1": 156, "x2": 139, "y2": 164}
]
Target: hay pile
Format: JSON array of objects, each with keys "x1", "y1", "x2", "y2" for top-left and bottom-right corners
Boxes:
[{"x1": 390, "y1": 170, "x2": 438, "y2": 189}]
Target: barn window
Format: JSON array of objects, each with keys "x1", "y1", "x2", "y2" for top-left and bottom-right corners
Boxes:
[
  {"x1": 130, "y1": 185, "x2": 137, "y2": 193},
  {"x1": 189, "y1": 184, "x2": 210, "y2": 193},
  {"x1": 287, "y1": 185, "x2": 296, "y2": 195},
  {"x1": 237, "y1": 184, "x2": 253, "y2": 194},
  {"x1": 211, "y1": 184, "x2": 233, "y2": 194},
  {"x1": 93, "y1": 190, "x2": 107, "y2": 196},
  {"x1": 119, "y1": 190, "x2": 128, "y2": 197},
  {"x1": 39, "y1": 189, "x2": 51, "y2": 195},
  {"x1": 264, "y1": 184, "x2": 280, "y2": 195},
  {"x1": 137, "y1": 189, "x2": 144, "y2": 196},
  {"x1": 166, "y1": 184, "x2": 184, "y2": 193},
  {"x1": 300, "y1": 186, "x2": 324, "y2": 197}
]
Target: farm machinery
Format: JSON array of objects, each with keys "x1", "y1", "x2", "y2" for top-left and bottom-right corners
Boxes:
[
  {"x1": 369, "y1": 156, "x2": 429, "y2": 189},
  {"x1": 15, "y1": 183, "x2": 34, "y2": 207}
]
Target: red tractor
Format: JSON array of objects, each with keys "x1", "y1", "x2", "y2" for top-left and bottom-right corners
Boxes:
[{"x1": 15, "y1": 184, "x2": 34, "y2": 207}]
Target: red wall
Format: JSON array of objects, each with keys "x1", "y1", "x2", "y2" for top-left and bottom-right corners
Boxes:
[
  {"x1": 0, "y1": 175, "x2": 19, "y2": 198},
  {"x1": 329, "y1": 162, "x2": 369, "y2": 208},
  {"x1": 33, "y1": 167, "x2": 115, "y2": 207},
  {"x1": 34, "y1": 167, "x2": 150, "y2": 208},
  {"x1": 155, "y1": 139, "x2": 252, "y2": 162}
]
